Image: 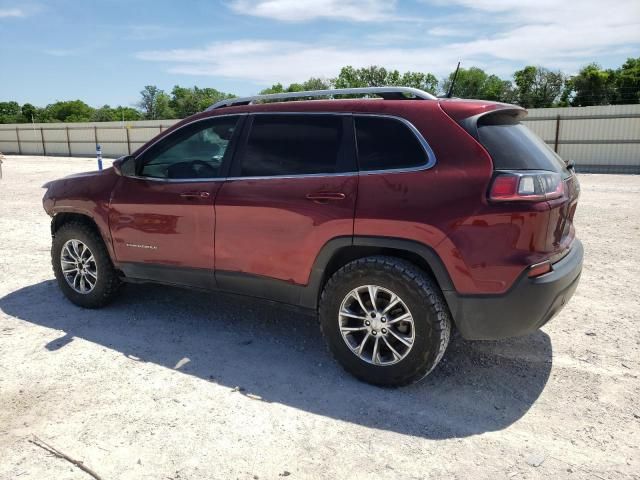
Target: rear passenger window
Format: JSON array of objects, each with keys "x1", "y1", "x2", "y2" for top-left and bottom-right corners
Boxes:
[
  {"x1": 355, "y1": 117, "x2": 427, "y2": 171},
  {"x1": 238, "y1": 115, "x2": 344, "y2": 177}
]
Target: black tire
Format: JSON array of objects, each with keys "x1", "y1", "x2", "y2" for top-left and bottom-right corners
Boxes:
[
  {"x1": 51, "y1": 221, "x2": 121, "y2": 308},
  {"x1": 319, "y1": 256, "x2": 451, "y2": 387}
]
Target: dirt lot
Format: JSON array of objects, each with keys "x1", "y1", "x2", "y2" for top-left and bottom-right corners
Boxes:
[{"x1": 0, "y1": 155, "x2": 638, "y2": 480}]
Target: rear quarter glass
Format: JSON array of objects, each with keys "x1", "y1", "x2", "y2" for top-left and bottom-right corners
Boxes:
[{"x1": 476, "y1": 112, "x2": 570, "y2": 175}]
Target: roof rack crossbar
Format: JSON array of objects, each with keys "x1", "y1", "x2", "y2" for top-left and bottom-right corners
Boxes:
[{"x1": 206, "y1": 87, "x2": 437, "y2": 111}]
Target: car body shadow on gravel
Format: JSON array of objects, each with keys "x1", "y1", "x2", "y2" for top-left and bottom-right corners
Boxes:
[{"x1": 0, "y1": 280, "x2": 553, "y2": 440}]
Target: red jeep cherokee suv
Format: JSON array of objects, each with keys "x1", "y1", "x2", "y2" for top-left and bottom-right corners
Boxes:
[{"x1": 42, "y1": 87, "x2": 583, "y2": 386}]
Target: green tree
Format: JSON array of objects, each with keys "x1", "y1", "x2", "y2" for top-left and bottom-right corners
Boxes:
[
  {"x1": 333, "y1": 66, "x2": 438, "y2": 95},
  {"x1": 398, "y1": 71, "x2": 439, "y2": 92},
  {"x1": 513, "y1": 66, "x2": 565, "y2": 108},
  {"x1": 92, "y1": 105, "x2": 118, "y2": 122},
  {"x1": 442, "y1": 67, "x2": 514, "y2": 102},
  {"x1": 138, "y1": 85, "x2": 174, "y2": 120},
  {"x1": 259, "y1": 78, "x2": 331, "y2": 95},
  {"x1": 89, "y1": 105, "x2": 143, "y2": 122},
  {"x1": 113, "y1": 106, "x2": 143, "y2": 121},
  {"x1": 300, "y1": 77, "x2": 331, "y2": 91},
  {"x1": 334, "y1": 66, "x2": 389, "y2": 88},
  {"x1": 170, "y1": 86, "x2": 199, "y2": 117},
  {"x1": 0, "y1": 101, "x2": 21, "y2": 123},
  {"x1": 42, "y1": 100, "x2": 94, "y2": 122},
  {"x1": 170, "y1": 86, "x2": 235, "y2": 117},
  {"x1": 563, "y1": 63, "x2": 616, "y2": 106},
  {"x1": 259, "y1": 83, "x2": 287, "y2": 95},
  {"x1": 614, "y1": 57, "x2": 640, "y2": 104},
  {"x1": 20, "y1": 103, "x2": 37, "y2": 122}
]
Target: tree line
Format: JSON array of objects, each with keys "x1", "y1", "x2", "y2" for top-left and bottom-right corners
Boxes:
[{"x1": 1, "y1": 58, "x2": 638, "y2": 124}]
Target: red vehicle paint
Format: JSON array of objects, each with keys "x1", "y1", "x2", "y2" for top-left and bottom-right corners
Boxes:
[{"x1": 43, "y1": 90, "x2": 583, "y2": 386}]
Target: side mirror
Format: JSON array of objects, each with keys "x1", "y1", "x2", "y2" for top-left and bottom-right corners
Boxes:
[{"x1": 113, "y1": 155, "x2": 136, "y2": 177}]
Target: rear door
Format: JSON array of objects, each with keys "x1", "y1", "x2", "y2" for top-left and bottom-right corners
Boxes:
[{"x1": 214, "y1": 113, "x2": 357, "y2": 297}]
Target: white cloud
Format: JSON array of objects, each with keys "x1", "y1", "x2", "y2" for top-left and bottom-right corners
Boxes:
[
  {"x1": 0, "y1": 7, "x2": 24, "y2": 18},
  {"x1": 432, "y1": 0, "x2": 639, "y2": 24},
  {"x1": 137, "y1": 40, "x2": 473, "y2": 86},
  {"x1": 436, "y1": 0, "x2": 640, "y2": 66},
  {"x1": 228, "y1": 0, "x2": 399, "y2": 22},
  {"x1": 427, "y1": 27, "x2": 472, "y2": 37},
  {"x1": 137, "y1": 0, "x2": 640, "y2": 86}
]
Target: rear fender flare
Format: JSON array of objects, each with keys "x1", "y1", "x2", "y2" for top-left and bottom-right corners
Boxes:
[{"x1": 302, "y1": 236, "x2": 455, "y2": 310}]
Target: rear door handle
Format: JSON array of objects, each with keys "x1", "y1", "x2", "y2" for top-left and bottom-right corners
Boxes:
[
  {"x1": 305, "y1": 192, "x2": 346, "y2": 203},
  {"x1": 180, "y1": 191, "x2": 210, "y2": 199}
]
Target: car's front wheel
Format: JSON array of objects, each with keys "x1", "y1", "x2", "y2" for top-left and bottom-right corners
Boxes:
[
  {"x1": 52, "y1": 222, "x2": 121, "y2": 308},
  {"x1": 319, "y1": 256, "x2": 451, "y2": 387}
]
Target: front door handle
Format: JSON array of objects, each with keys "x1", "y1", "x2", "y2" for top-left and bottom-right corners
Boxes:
[
  {"x1": 180, "y1": 191, "x2": 210, "y2": 199},
  {"x1": 305, "y1": 192, "x2": 346, "y2": 203}
]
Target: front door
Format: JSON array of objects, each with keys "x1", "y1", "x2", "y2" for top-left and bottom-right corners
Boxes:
[
  {"x1": 214, "y1": 113, "x2": 357, "y2": 296},
  {"x1": 109, "y1": 115, "x2": 243, "y2": 288}
]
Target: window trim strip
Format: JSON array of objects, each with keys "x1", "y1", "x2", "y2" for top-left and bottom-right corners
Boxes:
[
  {"x1": 225, "y1": 112, "x2": 436, "y2": 181},
  {"x1": 134, "y1": 113, "x2": 247, "y2": 160},
  {"x1": 353, "y1": 113, "x2": 437, "y2": 175}
]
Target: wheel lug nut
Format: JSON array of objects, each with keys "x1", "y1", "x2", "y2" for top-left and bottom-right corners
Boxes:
[
  {"x1": 381, "y1": 328, "x2": 387, "y2": 334},
  {"x1": 372, "y1": 330, "x2": 377, "y2": 335},
  {"x1": 365, "y1": 320, "x2": 370, "y2": 326},
  {"x1": 381, "y1": 317, "x2": 386, "y2": 323}
]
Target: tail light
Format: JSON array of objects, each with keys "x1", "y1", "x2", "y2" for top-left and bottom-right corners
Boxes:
[{"x1": 489, "y1": 170, "x2": 565, "y2": 202}]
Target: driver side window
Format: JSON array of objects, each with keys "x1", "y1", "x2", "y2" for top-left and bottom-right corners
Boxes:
[{"x1": 139, "y1": 116, "x2": 239, "y2": 180}]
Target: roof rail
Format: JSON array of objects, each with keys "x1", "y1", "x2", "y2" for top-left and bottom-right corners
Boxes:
[{"x1": 206, "y1": 86, "x2": 437, "y2": 111}]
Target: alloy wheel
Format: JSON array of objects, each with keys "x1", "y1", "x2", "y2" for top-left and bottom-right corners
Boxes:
[
  {"x1": 60, "y1": 239, "x2": 98, "y2": 294},
  {"x1": 338, "y1": 285, "x2": 415, "y2": 366}
]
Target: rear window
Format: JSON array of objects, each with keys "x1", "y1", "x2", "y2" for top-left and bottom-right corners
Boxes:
[
  {"x1": 477, "y1": 113, "x2": 567, "y2": 172},
  {"x1": 355, "y1": 116, "x2": 427, "y2": 171}
]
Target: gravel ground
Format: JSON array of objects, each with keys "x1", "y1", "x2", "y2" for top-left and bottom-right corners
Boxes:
[{"x1": 0, "y1": 155, "x2": 639, "y2": 480}]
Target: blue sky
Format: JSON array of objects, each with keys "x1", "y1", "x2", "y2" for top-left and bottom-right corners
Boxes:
[{"x1": 1, "y1": 0, "x2": 639, "y2": 108}]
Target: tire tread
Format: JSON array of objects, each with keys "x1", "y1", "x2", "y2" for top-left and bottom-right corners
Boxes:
[
  {"x1": 51, "y1": 221, "x2": 120, "y2": 308},
  {"x1": 319, "y1": 256, "x2": 451, "y2": 386}
]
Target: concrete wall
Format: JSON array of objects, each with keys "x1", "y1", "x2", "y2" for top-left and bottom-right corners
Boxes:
[
  {"x1": 1, "y1": 104, "x2": 639, "y2": 173},
  {"x1": 0, "y1": 119, "x2": 179, "y2": 158}
]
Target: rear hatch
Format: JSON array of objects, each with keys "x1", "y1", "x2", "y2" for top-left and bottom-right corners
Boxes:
[{"x1": 445, "y1": 103, "x2": 580, "y2": 260}]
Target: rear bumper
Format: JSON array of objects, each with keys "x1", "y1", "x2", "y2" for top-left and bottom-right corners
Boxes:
[{"x1": 444, "y1": 239, "x2": 583, "y2": 340}]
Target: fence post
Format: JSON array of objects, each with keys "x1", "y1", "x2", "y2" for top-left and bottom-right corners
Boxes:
[
  {"x1": 40, "y1": 127, "x2": 47, "y2": 156},
  {"x1": 65, "y1": 126, "x2": 71, "y2": 156},
  {"x1": 159, "y1": 125, "x2": 163, "y2": 134},
  {"x1": 554, "y1": 115, "x2": 561, "y2": 153},
  {"x1": 96, "y1": 144, "x2": 103, "y2": 171},
  {"x1": 126, "y1": 126, "x2": 131, "y2": 155},
  {"x1": 15, "y1": 127, "x2": 22, "y2": 155}
]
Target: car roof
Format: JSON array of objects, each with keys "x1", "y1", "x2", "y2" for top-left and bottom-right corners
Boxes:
[
  {"x1": 196, "y1": 97, "x2": 517, "y2": 123},
  {"x1": 135, "y1": 97, "x2": 520, "y2": 157}
]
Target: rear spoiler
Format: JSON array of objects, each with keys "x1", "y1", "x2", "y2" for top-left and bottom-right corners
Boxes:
[{"x1": 453, "y1": 107, "x2": 527, "y2": 142}]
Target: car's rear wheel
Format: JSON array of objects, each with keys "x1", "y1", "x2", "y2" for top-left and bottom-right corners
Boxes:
[
  {"x1": 319, "y1": 256, "x2": 451, "y2": 387},
  {"x1": 52, "y1": 222, "x2": 120, "y2": 308}
]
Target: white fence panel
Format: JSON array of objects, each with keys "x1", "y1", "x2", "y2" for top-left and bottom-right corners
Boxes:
[
  {"x1": 0, "y1": 105, "x2": 638, "y2": 173},
  {"x1": 522, "y1": 104, "x2": 640, "y2": 173}
]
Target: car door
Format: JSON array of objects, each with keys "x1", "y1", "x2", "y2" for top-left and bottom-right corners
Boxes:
[
  {"x1": 109, "y1": 114, "x2": 243, "y2": 288},
  {"x1": 214, "y1": 113, "x2": 357, "y2": 300}
]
